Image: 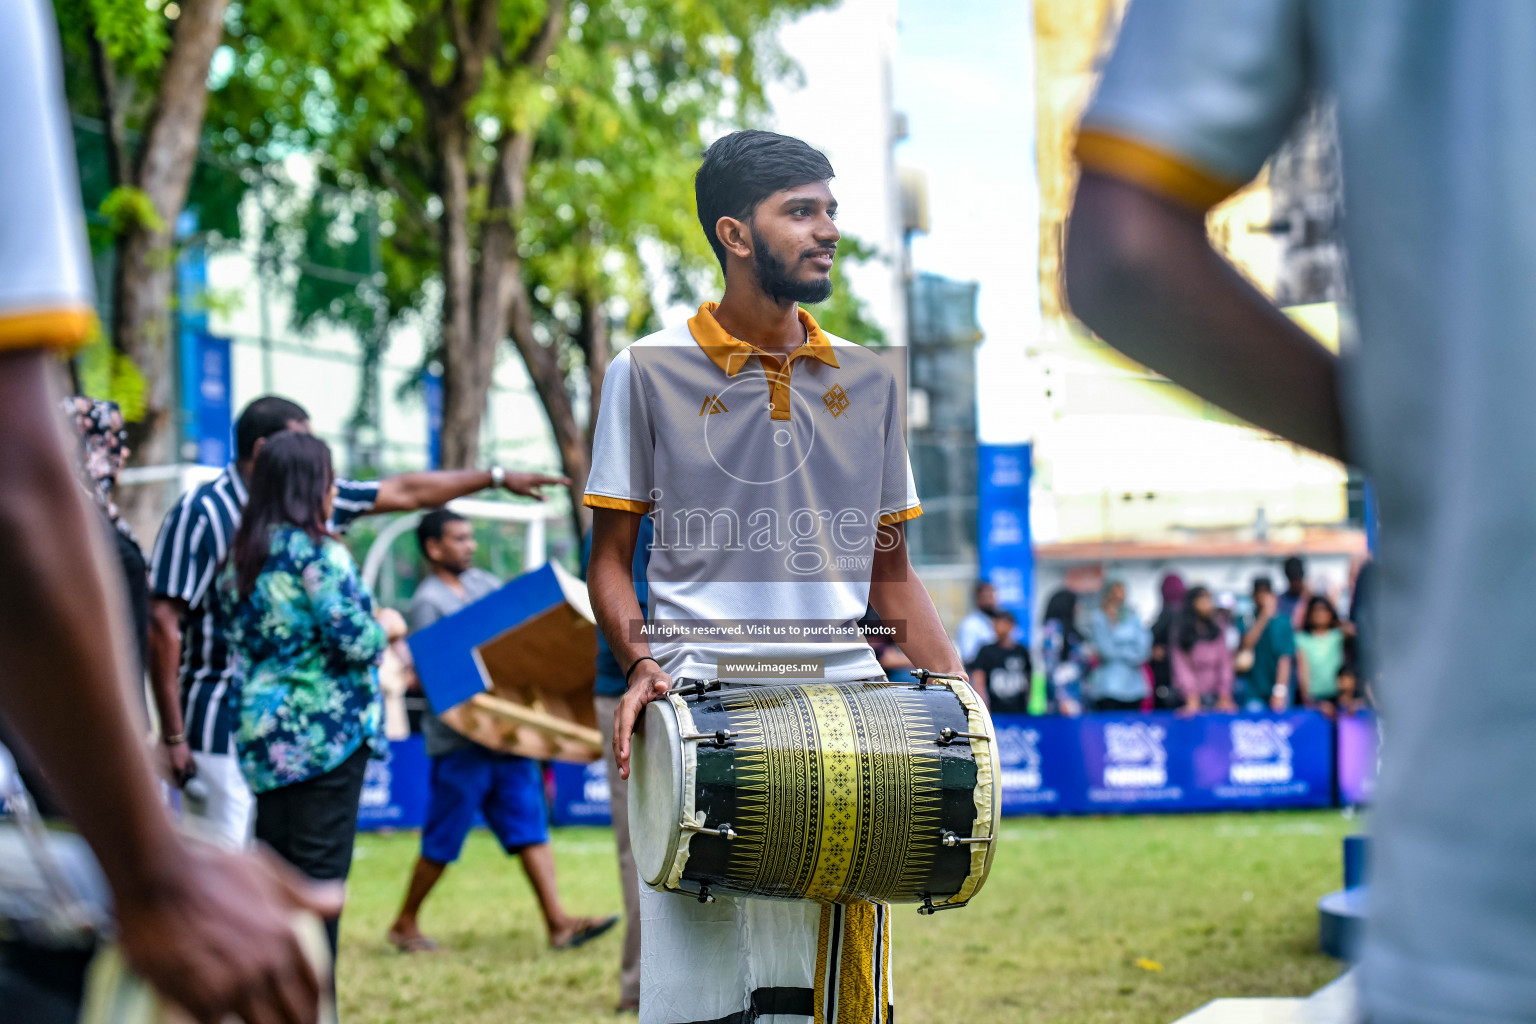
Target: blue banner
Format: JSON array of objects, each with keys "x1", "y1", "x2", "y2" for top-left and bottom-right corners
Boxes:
[
  {"x1": 549, "y1": 760, "x2": 613, "y2": 826},
  {"x1": 193, "y1": 333, "x2": 232, "y2": 467},
  {"x1": 425, "y1": 370, "x2": 443, "y2": 470},
  {"x1": 993, "y1": 711, "x2": 1335, "y2": 815},
  {"x1": 357, "y1": 735, "x2": 431, "y2": 831},
  {"x1": 977, "y1": 444, "x2": 1033, "y2": 642}
]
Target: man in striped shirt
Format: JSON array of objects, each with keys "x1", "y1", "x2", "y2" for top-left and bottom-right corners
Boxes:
[{"x1": 149, "y1": 395, "x2": 566, "y2": 849}]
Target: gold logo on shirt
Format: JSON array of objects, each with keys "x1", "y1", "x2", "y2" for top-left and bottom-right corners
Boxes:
[
  {"x1": 700, "y1": 395, "x2": 729, "y2": 416},
  {"x1": 822, "y1": 383, "x2": 850, "y2": 418}
]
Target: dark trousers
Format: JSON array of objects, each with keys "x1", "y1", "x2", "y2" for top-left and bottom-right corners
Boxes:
[
  {"x1": 254, "y1": 744, "x2": 370, "y2": 960},
  {"x1": 1092, "y1": 697, "x2": 1144, "y2": 712}
]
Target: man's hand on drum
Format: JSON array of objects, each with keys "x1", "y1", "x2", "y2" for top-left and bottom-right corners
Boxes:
[{"x1": 614, "y1": 659, "x2": 673, "y2": 779}]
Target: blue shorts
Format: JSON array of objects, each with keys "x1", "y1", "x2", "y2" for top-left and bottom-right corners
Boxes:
[{"x1": 421, "y1": 746, "x2": 549, "y2": 864}]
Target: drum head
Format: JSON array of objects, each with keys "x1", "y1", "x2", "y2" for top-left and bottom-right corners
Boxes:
[{"x1": 629, "y1": 698, "x2": 684, "y2": 888}]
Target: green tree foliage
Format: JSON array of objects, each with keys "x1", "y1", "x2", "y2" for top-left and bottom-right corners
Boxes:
[{"x1": 210, "y1": 0, "x2": 846, "y2": 530}]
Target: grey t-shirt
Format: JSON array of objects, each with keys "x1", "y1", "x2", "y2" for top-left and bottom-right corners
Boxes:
[{"x1": 409, "y1": 568, "x2": 502, "y2": 757}]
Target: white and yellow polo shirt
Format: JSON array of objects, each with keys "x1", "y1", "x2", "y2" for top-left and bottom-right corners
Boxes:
[
  {"x1": 0, "y1": 0, "x2": 97, "y2": 355},
  {"x1": 586, "y1": 303, "x2": 920, "y2": 682}
]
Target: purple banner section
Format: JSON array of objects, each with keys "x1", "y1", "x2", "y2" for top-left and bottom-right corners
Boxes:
[
  {"x1": 357, "y1": 736, "x2": 430, "y2": 831},
  {"x1": 550, "y1": 760, "x2": 613, "y2": 826},
  {"x1": 993, "y1": 711, "x2": 1335, "y2": 815},
  {"x1": 1337, "y1": 711, "x2": 1379, "y2": 806}
]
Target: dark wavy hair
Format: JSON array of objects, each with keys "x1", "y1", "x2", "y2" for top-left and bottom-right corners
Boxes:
[
  {"x1": 695, "y1": 130, "x2": 835, "y2": 272},
  {"x1": 1303, "y1": 594, "x2": 1340, "y2": 633},
  {"x1": 1176, "y1": 586, "x2": 1221, "y2": 651},
  {"x1": 231, "y1": 431, "x2": 334, "y2": 596},
  {"x1": 1042, "y1": 588, "x2": 1083, "y2": 648}
]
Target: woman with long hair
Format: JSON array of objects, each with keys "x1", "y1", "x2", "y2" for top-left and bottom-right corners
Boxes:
[
  {"x1": 1170, "y1": 585, "x2": 1236, "y2": 714},
  {"x1": 1296, "y1": 594, "x2": 1352, "y2": 718},
  {"x1": 219, "y1": 431, "x2": 399, "y2": 967},
  {"x1": 1040, "y1": 588, "x2": 1087, "y2": 715},
  {"x1": 1148, "y1": 573, "x2": 1187, "y2": 710}
]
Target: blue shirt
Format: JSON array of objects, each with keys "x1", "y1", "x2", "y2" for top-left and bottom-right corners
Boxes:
[{"x1": 1088, "y1": 607, "x2": 1152, "y2": 703}]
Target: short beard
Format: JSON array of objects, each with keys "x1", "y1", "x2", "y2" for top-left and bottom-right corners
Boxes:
[{"x1": 750, "y1": 225, "x2": 834, "y2": 305}]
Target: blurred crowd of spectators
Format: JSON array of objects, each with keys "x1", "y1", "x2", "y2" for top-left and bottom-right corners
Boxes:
[{"x1": 956, "y1": 557, "x2": 1375, "y2": 717}]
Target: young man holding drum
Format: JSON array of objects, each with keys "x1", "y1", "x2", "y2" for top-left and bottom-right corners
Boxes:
[{"x1": 587, "y1": 130, "x2": 970, "y2": 1024}]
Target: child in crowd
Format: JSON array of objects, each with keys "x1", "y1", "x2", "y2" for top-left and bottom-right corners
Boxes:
[
  {"x1": 968, "y1": 610, "x2": 1033, "y2": 714},
  {"x1": 1295, "y1": 595, "x2": 1355, "y2": 718}
]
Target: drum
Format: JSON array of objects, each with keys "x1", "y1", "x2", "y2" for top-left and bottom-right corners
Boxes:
[{"x1": 630, "y1": 673, "x2": 999, "y2": 911}]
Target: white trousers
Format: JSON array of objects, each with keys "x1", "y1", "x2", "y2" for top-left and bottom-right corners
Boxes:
[
  {"x1": 639, "y1": 884, "x2": 891, "y2": 1024},
  {"x1": 182, "y1": 750, "x2": 254, "y2": 850}
]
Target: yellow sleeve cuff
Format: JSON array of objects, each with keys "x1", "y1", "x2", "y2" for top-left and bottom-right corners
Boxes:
[
  {"x1": 583, "y1": 493, "x2": 652, "y2": 514},
  {"x1": 879, "y1": 505, "x2": 923, "y2": 526},
  {"x1": 0, "y1": 307, "x2": 99, "y2": 356},
  {"x1": 1074, "y1": 128, "x2": 1241, "y2": 212}
]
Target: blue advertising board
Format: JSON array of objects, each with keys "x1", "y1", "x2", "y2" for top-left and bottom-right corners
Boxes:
[
  {"x1": 992, "y1": 711, "x2": 1334, "y2": 815},
  {"x1": 977, "y1": 444, "x2": 1032, "y2": 642},
  {"x1": 357, "y1": 735, "x2": 431, "y2": 831},
  {"x1": 549, "y1": 760, "x2": 613, "y2": 826}
]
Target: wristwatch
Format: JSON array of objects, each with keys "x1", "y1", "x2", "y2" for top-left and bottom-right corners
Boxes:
[{"x1": 489, "y1": 464, "x2": 506, "y2": 490}]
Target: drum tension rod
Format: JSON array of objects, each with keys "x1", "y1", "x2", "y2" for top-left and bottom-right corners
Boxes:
[
  {"x1": 940, "y1": 830, "x2": 993, "y2": 847},
  {"x1": 667, "y1": 678, "x2": 724, "y2": 701},
  {"x1": 911, "y1": 668, "x2": 967, "y2": 690},
  {"x1": 683, "y1": 820, "x2": 739, "y2": 840},
  {"x1": 918, "y1": 895, "x2": 968, "y2": 915},
  {"x1": 696, "y1": 884, "x2": 714, "y2": 904},
  {"x1": 683, "y1": 729, "x2": 737, "y2": 749},
  {"x1": 934, "y1": 728, "x2": 989, "y2": 746}
]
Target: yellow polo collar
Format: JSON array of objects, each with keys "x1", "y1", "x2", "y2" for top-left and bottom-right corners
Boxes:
[{"x1": 688, "y1": 302, "x2": 840, "y2": 377}]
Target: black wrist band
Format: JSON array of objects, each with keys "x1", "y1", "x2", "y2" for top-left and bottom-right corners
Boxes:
[{"x1": 625, "y1": 656, "x2": 659, "y2": 685}]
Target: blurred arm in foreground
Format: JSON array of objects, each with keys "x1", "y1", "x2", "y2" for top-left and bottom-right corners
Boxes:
[
  {"x1": 0, "y1": 2, "x2": 334, "y2": 1021},
  {"x1": 0, "y1": 353, "x2": 336, "y2": 1024},
  {"x1": 1066, "y1": 171, "x2": 1348, "y2": 463}
]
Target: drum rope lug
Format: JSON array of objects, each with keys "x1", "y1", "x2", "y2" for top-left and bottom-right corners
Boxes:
[
  {"x1": 940, "y1": 830, "x2": 993, "y2": 847},
  {"x1": 682, "y1": 819, "x2": 739, "y2": 840},
  {"x1": 911, "y1": 668, "x2": 967, "y2": 690},
  {"x1": 934, "y1": 727, "x2": 989, "y2": 746},
  {"x1": 682, "y1": 729, "x2": 737, "y2": 749},
  {"x1": 667, "y1": 678, "x2": 724, "y2": 701},
  {"x1": 918, "y1": 895, "x2": 969, "y2": 915}
]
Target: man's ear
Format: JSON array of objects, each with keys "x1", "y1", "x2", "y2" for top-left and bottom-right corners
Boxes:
[{"x1": 715, "y1": 215, "x2": 754, "y2": 261}]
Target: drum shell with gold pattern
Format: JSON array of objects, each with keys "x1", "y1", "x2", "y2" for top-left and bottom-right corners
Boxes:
[{"x1": 680, "y1": 681, "x2": 993, "y2": 905}]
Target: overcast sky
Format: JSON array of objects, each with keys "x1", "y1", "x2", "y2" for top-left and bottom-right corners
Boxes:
[{"x1": 895, "y1": 0, "x2": 1038, "y2": 444}]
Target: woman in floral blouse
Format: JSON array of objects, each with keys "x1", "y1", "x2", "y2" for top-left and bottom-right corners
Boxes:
[{"x1": 220, "y1": 430, "x2": 399, "y2": 965}]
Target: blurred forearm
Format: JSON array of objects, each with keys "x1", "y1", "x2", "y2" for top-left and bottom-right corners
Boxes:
[
  {"x1": 1065, "y1": 172, "x2": 1348, "y2": 463},
  {"x1": 147, "y1": 598, "x2": 186, "y2": 739},
  {"x1": 0, "y1": 352, "x2": 185, "y2": 892},
  {"x1": 372, "y1": 469, "x2": 494, "y2": 513}
]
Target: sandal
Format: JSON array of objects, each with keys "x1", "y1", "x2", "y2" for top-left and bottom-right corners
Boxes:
[
  {"x1": 552, "y1": 914, "x2": 620, "y2": 950},
  {"x1": 387, "y1": 930, "x2": 441, "y2": 953}
]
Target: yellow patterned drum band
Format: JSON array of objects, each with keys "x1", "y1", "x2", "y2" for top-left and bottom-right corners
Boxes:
[{"x1": 673, "y1": 680, "x2": 995, "y2": 905}]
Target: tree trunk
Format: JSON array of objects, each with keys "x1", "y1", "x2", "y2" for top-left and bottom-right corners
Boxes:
[
  {"x1": 436, "y1": 118, "x2": 482, "y2": 469},
  {"x1": 578, "y1": 286, "x2": 611, "y2": 452},
  {"x1": 112, "y1": 0, "x2": 231, "y2": 534},
  {"x1": 507, "y1": 278, "x2": 591, "y2": 541}
]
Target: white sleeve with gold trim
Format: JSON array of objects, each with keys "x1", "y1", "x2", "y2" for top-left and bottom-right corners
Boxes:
[
  {"x1": 879, "y1": 371, "x2": 921, "y2": 527},
  {"x1": 584, "y1": 348, "x2": 655, "y2": 514},
  {"x1": 0, "y1": 0, "x2": 96, "y2": 353}
]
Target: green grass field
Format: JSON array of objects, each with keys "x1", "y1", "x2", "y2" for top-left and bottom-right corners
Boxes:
[{"x1": 337, "y1": 811, "x2": 1356, "y2": 1023}]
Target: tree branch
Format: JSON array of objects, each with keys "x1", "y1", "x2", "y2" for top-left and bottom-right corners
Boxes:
[
  {"x1": 511, "y1": 0, "x2": 567, "y2": 70},
  {"x1": 85, "y1": 12, "x2": 132, "y2": 188}
]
